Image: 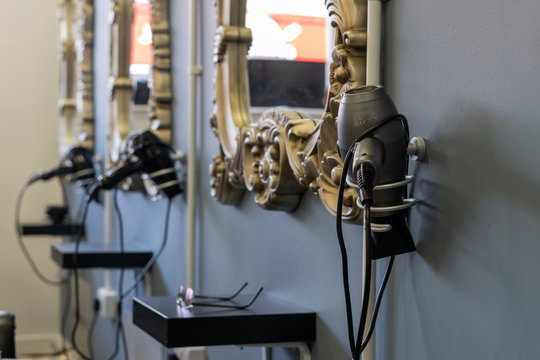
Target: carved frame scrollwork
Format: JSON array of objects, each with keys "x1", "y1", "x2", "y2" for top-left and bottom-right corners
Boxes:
[
  {"x1": 76, "y1": 0, "x2": 95, "y2": 150},
  {"x1": 58, "y1": 0, "x2": 77, "y2": 156},
  {"x1": 58, "y1": 0, "x2": 95, "y2": 155},
  {"x1": 149, "y1": 0, "x2": 172, "y2": 144},
  {"x1": 108, "y1": 0, "x2": 172, "y2": 164},
  {"x1": 210, "y1": 0, "x2": 368, "y2": 222},
  {"x1": 109, "y1": 0, "x2": 134, "y2": 164}
]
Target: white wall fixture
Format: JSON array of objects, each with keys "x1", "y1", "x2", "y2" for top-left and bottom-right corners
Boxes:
[{"x1": 210, "y1": 0, "x2": 369, "y2": 222}]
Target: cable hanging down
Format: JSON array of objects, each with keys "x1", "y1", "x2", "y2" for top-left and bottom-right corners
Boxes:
[
  {"x1": 121, "y1": 198, "x2": 172, "y2": 299},
  {"x1": 70, "y1": 195, "x2": 92, "y2": 360},
  {"x1": 336, "y1": 114, "x2": 409, "y2": 360},
  {"x1": 106, "y1": 189, "x2": 128, "y2": 360},
  {"x1": 15, "y1": 181, "x2": 70, "y2": 286}
]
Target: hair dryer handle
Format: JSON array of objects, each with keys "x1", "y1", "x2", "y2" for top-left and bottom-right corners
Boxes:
[
  {"x1": 29, "y1": 166, "x2": 72, "y2": 184},
  {"x1": 88, "y1": 159, "x2": 144, "y2": 200}
]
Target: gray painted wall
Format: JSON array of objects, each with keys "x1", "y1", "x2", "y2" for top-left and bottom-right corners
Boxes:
[
  {"x1": 380, "y1": 0, "x2": 540, "y2": 358},
  {"x1": 86, "y1": 0, "x2": 540, "y2": 359}
]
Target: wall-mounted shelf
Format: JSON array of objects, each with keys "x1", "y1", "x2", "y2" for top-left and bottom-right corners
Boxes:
[
  {"x1": 21, "y1": 223, "x2": 84, "y2": 236},
  {"x1": 51, "y1": 242, "x2": 153, "y2": 269},
  {"x1": 133, "y1": 294, "x2": 316, "y2": 348}
]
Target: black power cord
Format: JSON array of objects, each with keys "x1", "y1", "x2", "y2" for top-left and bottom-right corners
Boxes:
[
  {"x1": 360, "y1": 255, "x2": 394, "y2": 352},
  {"x1": 115, "y1": 188, "x2": 128, "y2": 360},
  {"x1": 71, "y1": 190, "x2": 172, "y2": 360},
  {"x1": 15, "y1": 181, "x2": 70, "y2": 286},
  {"x1": 87, "y1": 299, "x2": 100, "y2": 360},
  {"x1": 102, "y1": 192, "x2": 172, "y2": 360},
  {"x1": 16, "y1": 178, "x2": 93, "y2": 360},
  {"x1": 336, "y1": 114, "x2": 410, "y2": 359},
  {"x1": 353, "y1": 163, "x2": 375, "y2": 360},
  {"x1": 70, "y1": 195, "x2": 92, "y2": 360},
  {"x1": 60, "y1": 270, "x2": 73, "y2": 360},
  {"x1": 121, "y1": 198, "x2": 173, "y2": 299},
  {"x1": 106, "y1": 189, "x2": 128, "y2": 360},
  {"x1": 336, "y1": 149, "x2": 358, "y2": 355}
]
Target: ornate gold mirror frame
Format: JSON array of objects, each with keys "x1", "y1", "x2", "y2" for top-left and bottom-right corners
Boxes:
[
  {"x1": 58, "y1": 0, "x2": 95, "y2": 155},
  {"x1": 210, "y1": 0, "x2": 367, "y2": 222},
  {"x1": 108, "y1": 0, "x2": 172, "y2": 164}
]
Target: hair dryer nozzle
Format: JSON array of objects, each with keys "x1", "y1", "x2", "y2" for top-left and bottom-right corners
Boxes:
[{"x1": 28, "y1": 146, "x2": 94, "y2": 185}]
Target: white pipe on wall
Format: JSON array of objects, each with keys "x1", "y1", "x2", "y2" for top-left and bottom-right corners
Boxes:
[
  {"x1": 366, "y1": 0, "x2": 382, "y2": 86},
  {"x1": 187, "y1": 0, "x2": 201, "y2": 290},
  {"x1": 104, "y1": 192, "x2": 112, "y2": 290},
  {"x1": 364, "y1": 1, "x2": 382, "y2": 359}
]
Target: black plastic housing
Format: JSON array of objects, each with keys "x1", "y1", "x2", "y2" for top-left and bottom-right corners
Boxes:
[{"x1": 337, "y1": 86, "x2": 415, "y2": 258}]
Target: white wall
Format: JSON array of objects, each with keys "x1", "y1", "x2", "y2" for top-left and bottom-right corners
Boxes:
[{"x1": 0, "y1": 0, "x2": 63, "y2": 348}]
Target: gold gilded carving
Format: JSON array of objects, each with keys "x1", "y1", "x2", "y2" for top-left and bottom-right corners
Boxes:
[
  {"x1": 75, "y1": 0, "x2": 95, "y2": 150},
  {"x1": 209, "y1": 0, "x2": 251, "y2": 204},
  {"x1": 59, "y1": 0, "x2": 95, "y2": 155},
  {"x1": 243, "y1": 109, "x2": 308, "y2": 211},
  {"x1": 149, "y1": 0, "x2": 172, "y2": 144},
  {"x1": 210, "y1": 0, "x2": 367, "y2": 221},
  {"x1": 209, "y1": 151, "x2": 245, "y2": 205},
  {"x1": 109, "y1": 0, "x2": 133, "y2": 163},
  {"x1": 58, "y1": 0, "x2": 77, "y2": 155}
]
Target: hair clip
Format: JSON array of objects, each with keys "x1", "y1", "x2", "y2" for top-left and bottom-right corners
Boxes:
[{"x1": 176, "y1": 282, "x2": 263, "y2": 310}]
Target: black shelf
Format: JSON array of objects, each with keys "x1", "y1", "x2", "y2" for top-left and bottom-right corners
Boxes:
[
  {"x1": 51, "y1": 242, "x2": 153, "y2": 269},
  {"x1": 133, "y1": 294, "x2": 316, "y2": 348},
  {"x1": 21, "y1": 223, "x2": 84, "y2": 236}
]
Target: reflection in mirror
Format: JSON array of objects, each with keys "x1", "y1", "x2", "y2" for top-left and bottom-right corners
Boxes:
[
  {"x1": 130, "y1": 0, "x2": 152, "y2": 105},
  {"x1": 245, "y1": 0, "x2": 328, "y2": 109},
  {"x1": 136, "y1": 0, "x2": 172, "y2": 145},
  {"x1": 58, "y1": 0, "x2": 95, "y2": 156},
  {"x1": 130, "y1": 0, "x2": 153, "y2": 142},
  {"x1": 108, "y1": 0, "x2": 133, "y2": 164},
  {"x1": 108, "y1": 0, "x2": 172, "y2": 195},
  {"x1": 210, "y1": 0, "x2": 366, "y2": 219},
  {"x1": 75, "y1": 0, "x2": 95, "y2": 151},
  {"x1": 58, "y1": 0, "x2": 77, "y2": 156},
  {"x1": 109, "y1": 0, "x2": 171, "y2": 166}
]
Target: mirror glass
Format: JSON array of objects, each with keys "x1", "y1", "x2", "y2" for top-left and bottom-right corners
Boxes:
[
  {"x1": 130, "y1": 0, "x2": 153, "y2": 131},
  {"x1": 130, "y1": 0, "x2": 153, "y2": 104},
  {"x1": 246, "y1": 0, "x2": 329, "y2": 109}
]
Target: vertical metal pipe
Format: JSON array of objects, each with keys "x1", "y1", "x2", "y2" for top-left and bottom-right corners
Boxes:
[
  {"x1": 187, "y1": 0, "x2": 200, "y2": 290},
  {"x1": 104, "y1": 192, "x2": 112, "y2": 290},
  {"x1": 366, "y1": 0, "x2": 382, "y2": 86},
  {"x1": 364, "y1": 1, "x2": 382, "y2": 359}
]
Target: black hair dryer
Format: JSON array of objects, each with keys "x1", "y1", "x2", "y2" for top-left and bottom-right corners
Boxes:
[
  {"x1": 29, "y1": 146, "x2": 95, "y2": 185},
  {"x1": 89, "y1": 130, "x2": 183, "y2": 200},
  {"x1": 337, "y1": 86, "x2": 423, "y2": 259}
]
